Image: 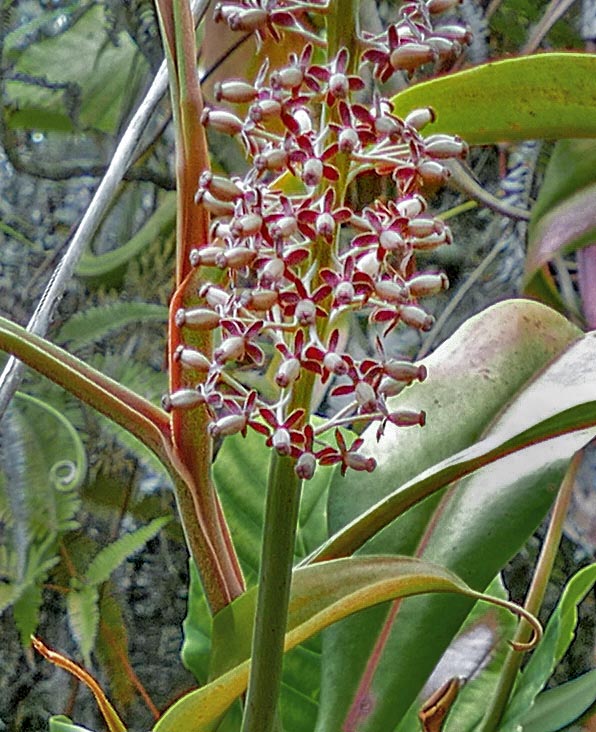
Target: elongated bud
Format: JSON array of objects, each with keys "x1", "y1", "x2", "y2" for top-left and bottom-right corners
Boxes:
[
  {"x1": 241, "y1": 289, "x2": 278, "y2": 311},
  {"x1": 209, "y1": 413, "x2": 248, "y2": 438},
  {"x1": 417, "y1": 160, "x2": 450, "y2": 186},
  {"x1": 346, "y1": 453, "x2": 377, "y2": 473},
  {"x1": 162, "y1": 388, "x2": 203, "y2": 412},
  {"x1": 395, "y1": 194, "x2": 426, "y2": 218},
  {"x1": 399, "y1": 305, "x2": 434, "y2": 331},
  {"x1": 199, "y1": 172, "x2": 243, "y2": 202},
  {"x1": 276, "y1": 357, "x2": 302, "y2": 388},
  {"x1": 384, "y1": 360, "x2": 427, "y2": 383},
  {"x1": 404, "y1": 107, "x2": 436, "y2": 131},
  {"x1": 215, "y1": 79, "x2": 258, "y2": 104},
  {"x1": 425, "y1": 134, "x2": 468, "y2": 159},
  {"x1": 374, "y1": 279, "x2": 409, "y2": 303},
  {"x1": 214, "y1": 336, "x2": 245, "y2": 364},
  {"x1": 200, "y1": 284, "x2": 229, "y2": 309},
  {"x1": 390, "y1": 43, "x2": 436, "y2": 72},
  {"x1": 216, "y1": 246, "x2": 257, "y2": 270},
  {"x1": 194, "y1": 190, "x2": 235, "y2": 215},
  {"x1": 407, "y1": 217, "x2": 442, "y2": 238},
  {"x1": 175, "y1": 307, "x2": 221, "y2": 330},
  {"x1": 190, "y1": 246, "x2": 226, "y2": 267},
  {"x1": 201, "y1": 108, "x2": 244, "y2": 135},
  {"x1": 407, "y1": 273, "x2": 449, "y2": 297},
  {"x1": 387, "y1": 409, "x2": 426, "y2": 427},
  {"x1": 232, "y1": 213, "x2": 263, "y2": 238},
  {"x1": 174, "y1": 346, "x2": 211, "y2": 372},
  {"x1": 254, "y1": 147, "x2": 289, "y2": 172}
]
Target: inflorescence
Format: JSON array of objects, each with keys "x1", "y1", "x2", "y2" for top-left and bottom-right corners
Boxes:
[{"x1": 163, "y1": 0, "x2": 470, "y2": 478}]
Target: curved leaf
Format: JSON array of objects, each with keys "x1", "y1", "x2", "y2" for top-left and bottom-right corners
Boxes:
[
  {"x1": 76, "y1": 193, "x2": 176, "y2": 279},
  {"x1": 154, "y1": 556, "x2": 539, "y2": 732},
  {"x1": 0, "y1": 315, "x2": 171, "y2": 459},
  {"x1": 392, "y1": 54, "x2": 596, "y2": 145}
]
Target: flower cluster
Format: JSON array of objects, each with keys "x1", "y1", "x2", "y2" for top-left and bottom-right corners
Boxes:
[{"x1": 163, "y1": 0, "x2": 470, "y2": 477}]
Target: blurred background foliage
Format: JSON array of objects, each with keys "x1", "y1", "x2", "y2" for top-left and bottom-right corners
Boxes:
[{"x1": 0, "y1": 0, "x2": 593, "y2": 730}]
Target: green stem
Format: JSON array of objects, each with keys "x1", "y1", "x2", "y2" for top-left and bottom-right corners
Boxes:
[
  {"x1": 241, "y1": 453, "x2": 302, "y2": 732},
  {"x1": 478, "y1": 449, "x2": 583, "y2": 732}
]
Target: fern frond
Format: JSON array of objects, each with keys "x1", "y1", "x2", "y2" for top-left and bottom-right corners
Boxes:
[
  {"x1": 67, "y1": 583, "x2": 100, "y2": 666},
  {"x1": 96, "y1": 588, "x2": 136, "y2": 709},
  {"x1": 85, "y1": 516, "x2": 170, "y2": 586},
  {"x1": 56, "y1": 301, "x2": 168, "y2": 348},
  {"x1": 13, "y1": 581, "x2": 44, "y2": 645}
]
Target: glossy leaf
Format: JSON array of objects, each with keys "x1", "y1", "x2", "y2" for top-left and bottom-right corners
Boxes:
[
  {"x1": 392, "y1": 54, "x2": 596, "y2": 145},
  {"x1": 520, "y1": 669, "x2": 596, "y2": 732},
  {"x1": 315, "y1": 301, "x2": 596, "y2": 731},
  {"x1": 500, "y1": 563, "x2": 596, "y2": 731},
  {"x1": 155, "y1": 556, "x2": 539, "y2": 732}
]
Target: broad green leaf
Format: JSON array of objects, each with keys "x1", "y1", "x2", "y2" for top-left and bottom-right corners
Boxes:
[
  {"x1": 520, "y1": 670, "x2": 596, "y2": 732},
  {"x1": 85, "y1": 516, "x2": 170, "y2": 586},
  {"x1": 56, "y1": 303, "x2": 168, "y2": 348},
  {"x1": 155, "y1": 556, "x2": 539, "y2": 732},
  {"x1": 7, "y1": 5, "x2": 148, "y2": 134},
  {"x1": 67, "y1": 584, "x2": 100, "y2": 666},
  {"x1": 392, "y1": 54, "x2": 596, "y2": 145},
  {"x1": 49, "y1": 716, "x2": 98, "y2": 732},
  {"x1": 315, "y1": 301, "x2": 596, "y2": 731},
  {"x1": 500, "y1": 563, "x2": 596, "y2": 731},
  {"x1": 524, "y1": 140, "x2": 596, "y2": 313}
]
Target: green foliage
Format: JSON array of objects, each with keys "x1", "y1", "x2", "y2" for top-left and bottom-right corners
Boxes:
[
  {"x1": 5, "y1": 4, "x2": 148, "y2": 134},
  {"x1": 501, "y1": 564, "x2": 596, "y2": 730},
  {"x1": 85, "y1": 516, "x2": 170, "y2": 586},
  {"x1": 520, "y1": 669, "x2": 596, "y2": 732},
  {"x1": 393, "y1": 54, "x2": 596, "y2": 145},
  {"x1": 2, "y1": 1, "x2": 595, "y2": 730},
  {"x1": 0, "y1": 392, "x2": 85, "y2": 642},
  {"x1": 56, "y1": 302, "x2": 168, "y2": 348}
]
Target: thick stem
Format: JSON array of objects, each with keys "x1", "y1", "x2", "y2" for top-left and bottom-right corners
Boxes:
[
  {"x1": 241, "y1": 454, "x2": 302, "y2": 732},
  {"x1": 478, "y1": 450, "x2": 583, "y2": 732}
]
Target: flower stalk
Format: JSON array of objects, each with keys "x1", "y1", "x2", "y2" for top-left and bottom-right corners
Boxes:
[{"x1": 157, "y1": 0, "x2": 472, "y2": 726}]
